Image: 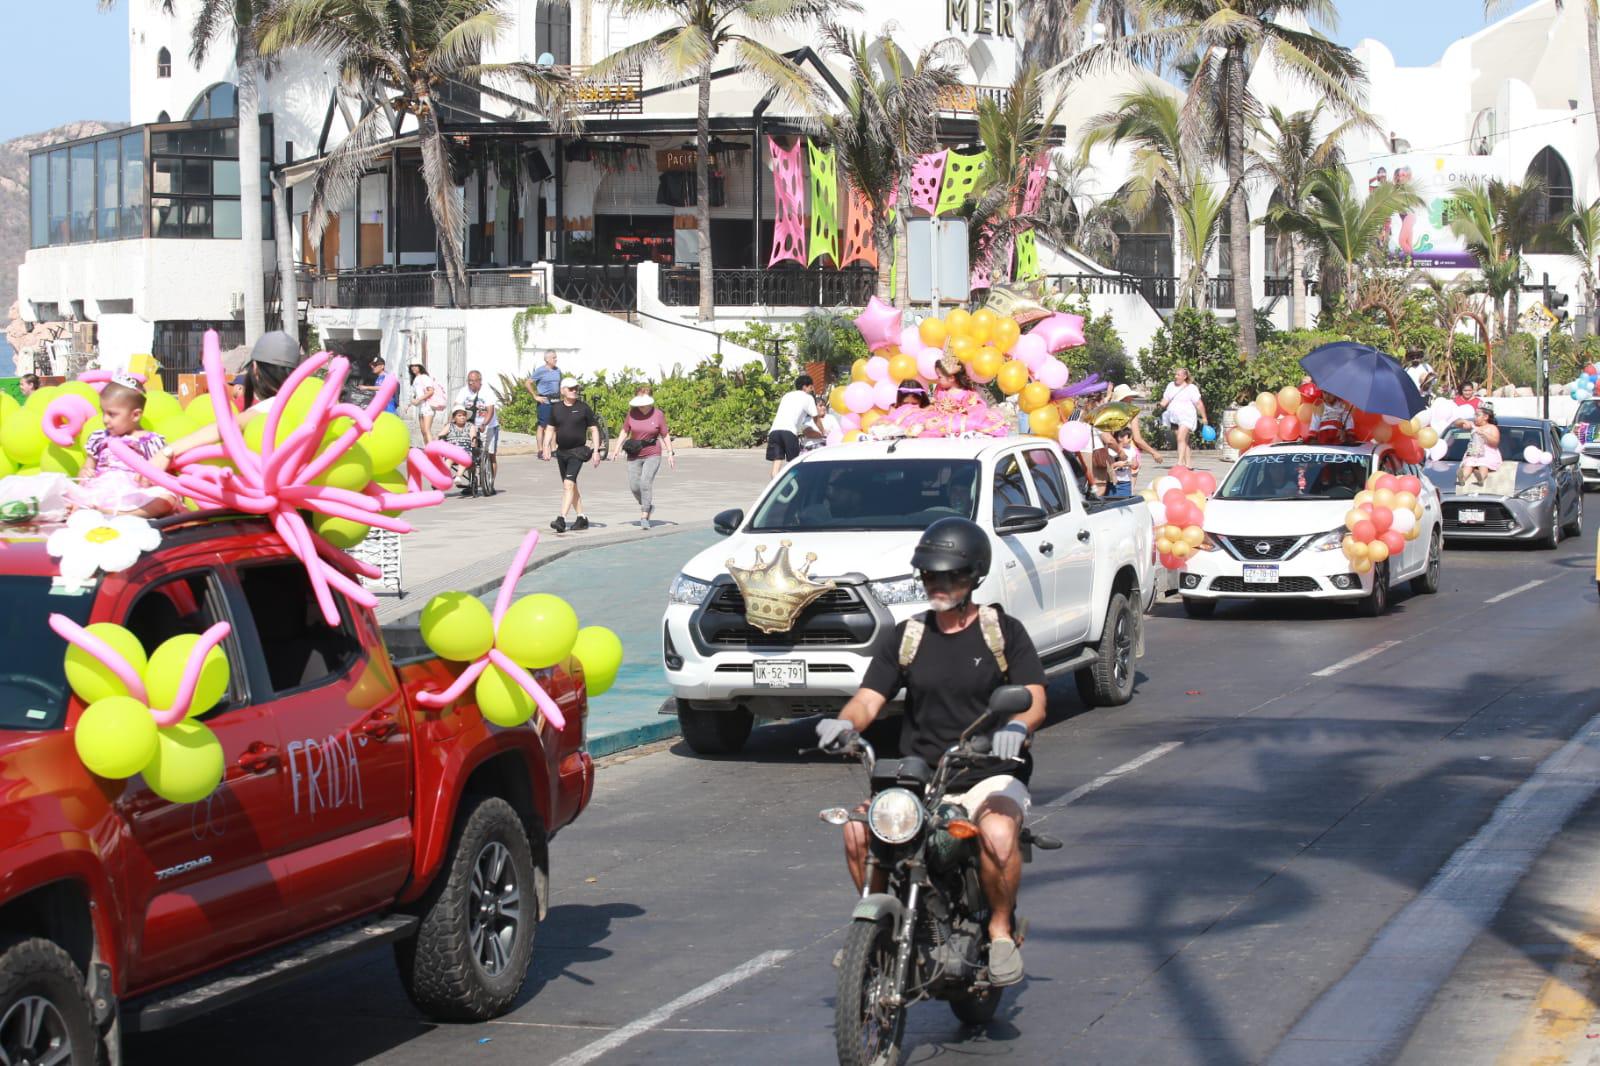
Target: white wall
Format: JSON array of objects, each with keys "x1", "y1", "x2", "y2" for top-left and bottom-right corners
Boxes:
[{"x1": 19, "y1": 238, "x2": 272, "y2": 323}]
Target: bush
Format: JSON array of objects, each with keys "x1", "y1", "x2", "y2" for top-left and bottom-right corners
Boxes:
[{"x1": 723, "y1": 314, "x2": 866, "y2": 384}]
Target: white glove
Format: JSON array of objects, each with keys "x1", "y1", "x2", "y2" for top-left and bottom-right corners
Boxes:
[
  {"x1": 991, "y1": 721, "x2": 1030, "y2": 762},
  {"x1": 816, "y1": 718, "x2": 858, "y2": 753}
]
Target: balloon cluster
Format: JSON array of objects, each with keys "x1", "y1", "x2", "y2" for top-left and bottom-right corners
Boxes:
[
  {"x1": 51, "y1": 612, "x2": 231, "y2": 803},
  {"x1": 416, "y1": 531, "x2": 622, "y2": 729},
  {"x1": 1340, "y1": 472, "x2": 1426, "y2": 572},
  {"x1": 1140, "y1": 465, "x2": 1217, "y2": 571},
  {"x1": 1226, "y1": 383, "x2": 1437, "y2": 463},
  {"x1": 1568, "y1": 363, "x2": 1599, "y2": 402},
  {"x1": 836, "y1": 295, "x2": 1085, "y2": 443},
  {"x1": 104, "y1": 331, "x2": 470, "y2": 626}
]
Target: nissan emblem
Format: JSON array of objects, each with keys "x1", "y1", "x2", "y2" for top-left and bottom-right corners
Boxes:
[{"x1": 1255, "y1": 541, "x2": 1272, "y2": 555}]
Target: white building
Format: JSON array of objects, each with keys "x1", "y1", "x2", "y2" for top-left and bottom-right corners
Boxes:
[{"x1": 15, "y1": 0, "x2": 1596, "y2": 385}]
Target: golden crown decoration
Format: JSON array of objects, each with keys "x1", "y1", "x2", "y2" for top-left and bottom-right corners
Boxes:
[{"x1": 726, "y1": 541, "x2": 837, "y2": 634}]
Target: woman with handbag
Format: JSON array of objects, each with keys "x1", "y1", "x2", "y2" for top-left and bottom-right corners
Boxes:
[{"x1": 614, "y1": 390, "x2": 674, "y2": 527}]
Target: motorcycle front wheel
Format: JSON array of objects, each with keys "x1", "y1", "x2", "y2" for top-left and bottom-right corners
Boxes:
[{"x1": 835, "y1": 918, "x2": 906, "y2": 1066}]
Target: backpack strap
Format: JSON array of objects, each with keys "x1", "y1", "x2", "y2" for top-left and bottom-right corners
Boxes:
[
  {"x1": 898, "y1": 614, "x2": 928, "y2": 670},
  {"x1": 978, "y1": 605, "x2": 1009, "y2": 678}
]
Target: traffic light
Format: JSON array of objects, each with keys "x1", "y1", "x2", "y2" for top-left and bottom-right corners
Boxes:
[{"x1": 1551, "y1": 290, "x2": 1571, "y2": 324}]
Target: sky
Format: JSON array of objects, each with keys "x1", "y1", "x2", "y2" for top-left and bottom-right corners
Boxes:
[{"x1": 0, "y1": 0, "x2": 1554, "y2": 144}]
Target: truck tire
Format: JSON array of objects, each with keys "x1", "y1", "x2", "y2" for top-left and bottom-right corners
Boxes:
[
  {"x1": 1076, "y1": 592, "x2": 1137, "y2": 709},
  {"x1": 676, "y1": 701, "x2": 753, "y2": 755},
  {"x1": 0, "y1": 937, "x2": 98, "y2": 1066},
  {"x1": 397, "y1": 795, "x2": 540, "y2": 1022}
]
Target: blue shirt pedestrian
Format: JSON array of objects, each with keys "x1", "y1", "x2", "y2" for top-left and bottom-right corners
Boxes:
[
  {"x1": 375, "y1": 371, "x2": 399, "y2": 414},
  {"x1": 530, "y1": 364, "x2": 562, "y2": 400}
]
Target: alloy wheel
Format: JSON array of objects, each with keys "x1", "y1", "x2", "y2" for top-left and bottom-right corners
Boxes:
[
  {"x1": 467, "y1": 841, "x2": 522, "y2": 978},
  {"x1": 0, "y1": 994, "x2": 71, "y2": 1066},
  {"x1": 1112, "y1": 609, "x2": 1133, "y2": 688}
]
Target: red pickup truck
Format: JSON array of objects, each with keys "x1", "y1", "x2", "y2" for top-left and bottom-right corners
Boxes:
[{"x1": 0, "y1": 512, "x2": 595, "y2": 1064}]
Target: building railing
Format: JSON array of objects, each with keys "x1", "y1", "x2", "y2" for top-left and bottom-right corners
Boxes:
[
  {"x1": 935, "y1": 84, "x2": 1012, "y2": 114},
  {"x1": 1040, "y1": 272, "x2": 1236, "y2": 311},
  {"x1": 553, "y1": 263, "x2": 637, "y2": 313},
  {"x1": 658, "y1": 266, "x2": 879, "y2": 308},
  {"x1": 1263, "y1": 275, "x2": 1318, "y2": 297},
  {"x1": 308, "y1": 266, "x2": 549, "y2": 309}
]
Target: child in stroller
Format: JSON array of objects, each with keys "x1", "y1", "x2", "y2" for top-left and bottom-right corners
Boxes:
[{"x1": 443, "y1": 407, "x2": 479, "y2": 494}]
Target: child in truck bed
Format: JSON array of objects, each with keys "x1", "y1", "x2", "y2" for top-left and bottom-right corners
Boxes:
[{"x1": 68, "y1": 376, "x2": 181, "y2": 518}]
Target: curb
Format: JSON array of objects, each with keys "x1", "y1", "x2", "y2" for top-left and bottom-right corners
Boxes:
[{"x1": 586, "y1": 719, "x2": 682, "y2": 759}]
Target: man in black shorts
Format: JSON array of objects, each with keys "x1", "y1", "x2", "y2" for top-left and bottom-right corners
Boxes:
[
  {"x1": 540, "y1": 377, "x2": 601, "y2": 532},
  {"x1": 767, "y1": 374, "x2": 822, "y2": 478}
]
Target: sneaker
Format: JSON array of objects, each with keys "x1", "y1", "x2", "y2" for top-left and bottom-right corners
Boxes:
[
  {"x1": 832, "y1": 947, "x2": 844, "y2": 970},
  {"x1": 572, "y1": 515, "x2": 590, "y2": 531},
  {"x1": 551, "y1": 516, "x2": 566, "y2": 533},
  {"x1": 987, "y1": 937, "x2": 1023, "y2": 987}
]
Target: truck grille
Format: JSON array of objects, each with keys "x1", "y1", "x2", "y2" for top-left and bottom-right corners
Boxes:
[
  {"x1": 1217, "y1": 534, "x2": 1303, "y2": 561},
  {"x1": 696, "y1": 582, "x2": 878, "y2": 649},
  {"x1": 1209, "y1": 575, "x2": 1320, "y2": 594},
  {"x1": 1442, "y1": 501, "x2": 1516, "y2": 534},
  {"x1": 709, "y1": 584, "x2": 869, "y2": 615}
]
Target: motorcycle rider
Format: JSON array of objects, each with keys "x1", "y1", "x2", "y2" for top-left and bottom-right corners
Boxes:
[{"x1": 818, "y1": 517, "x2": 1047, "y2": 986}]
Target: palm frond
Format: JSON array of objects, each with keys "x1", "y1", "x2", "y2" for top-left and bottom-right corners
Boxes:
[
  {"x1": 727, "y1": 37, "x2": 823, "y2": 113},
  {"x1": 303, "y1": 103, "x2": 394, "y2": 242}
]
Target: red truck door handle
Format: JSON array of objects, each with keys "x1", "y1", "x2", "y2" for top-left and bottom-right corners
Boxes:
[
  {"x1": 359, "y1": 710, "x2": 401, "y2": 740},
  {"x1": 237, "y1": 741, "x2": 279, "y2": 773}
]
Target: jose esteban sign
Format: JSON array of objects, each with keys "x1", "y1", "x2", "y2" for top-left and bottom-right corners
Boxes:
[{"x1": 946, "y1": 0, "x2": 1018, "y2": 37}]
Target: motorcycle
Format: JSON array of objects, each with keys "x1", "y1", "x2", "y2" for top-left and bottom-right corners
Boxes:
[{"x1": 817, "y1": 685, "x2": 1062, "y2": 1066}]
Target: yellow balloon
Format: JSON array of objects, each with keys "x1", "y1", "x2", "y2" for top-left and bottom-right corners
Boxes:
[
  {"x1": 1155, "y1": 537, "x2": 1174, "y2": 555},
  {"x1": 1354, "y1": 490, "x2": 1375, "y2": 506},
  {"x1": 1056, "y1": 398, "x2": 1077, "y2": 419},
  {"x1": 970, "y1": 307, "x2": 999, "y2": 330},
  {"x1": 1028, "y1": 404, "x2": 1061, "y2": 438},
  {"x1": 420, "y1": 590, "x2": 496, "y2": 662},
  {"x1": 144, "y1": 720, "x2": 225, "y2": 803},
  {"x1": 74, "y1": 696, "x2": 158, "y2": 780},
  {"x1": 970, "y1": 348, "x2": 1003, "y2": 383},
  {"x1": 1170, "y1": 540, "x2": 1193, "y2": 559},
  {"x1": 497, "y1": 593, "x2": 580, "y2": 669},
  {"x1": 859, "y1": 409, "x2": 884, "y2": 431},
  {"x1": 992, "y1": 317, "x2": 1021, "y2": 352},
  {"x1": 0, "y1": 408, "x2": 45, "y2": 466},
  {"x1": 1418, "y1": 426, "x2": 1439, "y2": 448},
  {"x1": 1347, "y1": 539, "x2": 1370, "y2": 560},
  {"x1": 948, "y1": 335, "x2": 978, "y2": 364},
  {"x1": 572, "y1": 626, "x2": 624, "y2": 697},
  {"x1": 185, "y1": 392, "x2": 221, "y2": 425},
  {"x1": 1345, "y1": 509, "x2": 1367, "y2": 531},
  {"x1": 1394, "y1": 491, "x2": 1418, "y2": 512},
  {"x1": 140, "y1": 391, "x2": 182, "y2": 429},
  {"x1": 1181, "y1": 526, "x2": 1205, "y2": 547},
  {"x1": 312, "y1": 513, "x2": 370, "y2": 549},
  {"x1": 65, "y1": 623, "x2": 149, "y2": 704},
  {"x1": 996, "y1": 361, "x2": 1031, "y2": 396},
  {"x1": 850, "y1": 357, "x2": 870, "y2": 383},
  {"x1": 887, "y1": 352, "x2": 919, "y2": 383},
  {"x1": 1373, "y1": 488, "x2": 1397, "y2": 509},
  {"x1": 363, "y1": 412, "x2": 412, "y2": 472},
  {"x1": 1227, "y1": 428, "x2": 1254, "y2": 452},
  {"x1": 39, "y1": 444, "x2": 84, "y2": 477},
  {"x1": 1020, "y1": 382, "x2": 1052, "y2": 413},
  {"x1": 1276, "y1": 387, "x2": 1302, "y2": 415},
  {"x1": 829, "y1": 386, "x2": 850, "y2": 415},
  {"x1": 1368, "y1": 540, "x2": 1391, "y2": 563},
  {"x1": 312, "y1": 447, "x2": 374, "y2": 493},
  {"x1": 944, "y1": 308, "x2": 972, "y2": 337},
  {"x1": 1255, "y1": 392, "x2": 1278, "y2": 419},
  {"x1": 843, "y1": 430, "x2": 864, "y2": 443},
  {"x1": 1352, "y1": 557, "x2": 1373, "y2": 574},
  {"x1": 969, "y1": 318, "x2": 995, "y2": 346},
  {"x1": 918, "y1": 317, "x2": 948, "y2": 349},
  {"x1": 146, "y1": 634, "x2": 230, "y2": 718},
  {"x1": 1162, "y1": 524, "x2": 1183, "y2": 541},
  {"x1": 475, "y1": 664, "x2": 538, "y2": 727}
]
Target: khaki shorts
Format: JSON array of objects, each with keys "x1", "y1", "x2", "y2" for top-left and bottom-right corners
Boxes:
[{"x1": 946, "y1": 775, "x2": 1031, "y2": 817}]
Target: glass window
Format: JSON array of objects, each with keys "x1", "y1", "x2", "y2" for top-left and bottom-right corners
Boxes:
[
  {"x1": 48, "y1": 149, "x2": 68, "y2": 245},
  {"x1": 992, "y1": 454, "x2": 1034, "y2": 525},
  {"x1": 1216, "y1": 450, "x2": 1370, "y2": 500},
  {"x1": 153, "y1": 158, "x2": 179, "y2": 195},
  {"x1": 70, "y1": 143, "x2": 95, "y2": 242},
  {"x1": 211, "y1": 82, "x2": 236, "y2": 119},
  {"x1": 238, "y1": 563, "x2": 362, "y2": 694},
  {"x1": 124, "y1": 572, "x2": 241, "y2": 716},
  {"x1": 121, "y1": 132, "x2": 144, "y2": 238},
  {"x1": 747, "y1": 459, "x2": 980, "y2": 532},
  {"x1": 213, "y1": 159, "x2": 240, "y2": 196},
  {"x1": 213, "y1": 199, "x2": 241, "y2": 239},
  {"x1": 152, "y1": 197, "x2": 182, "y2": 238},
  {"x1": 156, "y1": 46, "x2": 171, "y2": 78},
  {"x1": 183, "y1": 159, "x2": 211, "y2": 196},
  {"x1": 30, "y1": 154, "x2": 47, "y2": 248},
  {"x1": 183, "y1": 199, "x2": 212, "y2": 238},
  {"x1": 0, "y1": 577, "x2": 93, "y2": 731},
  {"x1": 535, "y1": 1, "x2": 572, "y2": 65},
  {"x1": 1024, "y1": 448, "x2": 1070, "y2": 515},
  {"x1": 97, "y1": 138, "x2": 120, "y2": 239}
]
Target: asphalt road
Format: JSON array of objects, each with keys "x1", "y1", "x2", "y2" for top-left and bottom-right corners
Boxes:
[{"x1": 127, "y1": 529, "x2": 1600, "y2": 1065}]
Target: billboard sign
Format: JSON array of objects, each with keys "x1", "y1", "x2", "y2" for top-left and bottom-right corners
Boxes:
[{"x1": 1361, "y1": 154, "x2": 1501, "y2": 269}]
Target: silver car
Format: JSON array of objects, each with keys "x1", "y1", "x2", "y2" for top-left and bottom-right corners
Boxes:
[{"x1": 1423, "y1": 415, "x2": 1583, "y2": 548}]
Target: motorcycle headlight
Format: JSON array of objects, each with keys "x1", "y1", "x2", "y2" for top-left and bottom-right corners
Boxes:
[
  {"x1": 867, "y1": 788, "x2": 925, "y2": 844},
  {"x1": 668, "y1": 573, "x2": 713, "y2": 606},
  {"x1": 1309, "y1": 528, "x2": 1347, "y2": 552},
  {"x1": 1516, "y1": 481, "x2": 1550, "y2": 502},
  {"x1": 868, "y1": 574, "x2": 926, "y2": 606}
]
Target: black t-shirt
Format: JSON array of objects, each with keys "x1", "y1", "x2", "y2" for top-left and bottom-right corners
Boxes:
[
  {"x1": 549, "y1": 400, "x2": 598, "y2": 450},
  {"x1": 861, "y1": 608, "x2": 1046, "y2": 788}
]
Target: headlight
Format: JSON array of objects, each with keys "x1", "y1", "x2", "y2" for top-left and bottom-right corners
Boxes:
[
  {"x1": 867, "y1": 788, "x2": 925, "y2": 844},
  {"x1": 1309, "y1": 528, "x2": 1347, "y2": 552},
  {"x1": 1193, "y1": 532, "x2": 1219, "y2": 552},
  {"x1": 1516, "y1": 482, "x2": 1550, "y2": 502},
  {"x1": 868, "y1": 574, "x2": 926, "y2": 606},
  {"x1": 668, "y1": 573, "x2": 713, "y2": 606}
]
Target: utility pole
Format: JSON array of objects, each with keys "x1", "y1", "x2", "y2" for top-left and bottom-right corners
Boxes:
[{"x1": 1542, "y1": 272, "x2": 1552, "y2": 422}]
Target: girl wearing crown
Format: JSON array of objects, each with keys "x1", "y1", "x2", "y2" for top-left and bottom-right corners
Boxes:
[
  {"x1": 68, "y1": 374, "x2": 180, "y2": 517},
  {"x1": 884, "y1": 357, "x2": 1010, "y2": 439}
]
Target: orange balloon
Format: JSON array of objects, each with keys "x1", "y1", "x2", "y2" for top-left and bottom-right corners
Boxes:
[
  {"x1": 1020, "y1": 382, "x2": 1052, "y2": 412},
  {"x1": 829, "y1": 386, "x2": 850, "y2": 414},
  {"x1": 1255, "y1": 391, "x2": 1278, "y2": 418},
  {"x1": 992, "y1": 317, "x2": 1021, "y2": 352},
  {"x1": 887, "y1": 352, "x2": 919, "y2": 383},
  {"x1": 1276, "y1": 386, "x2": 1302, "y2": 415},
  {"x1": 1226, "y1": 427, "x2": 1253, "y2": 452},
  {"x1": 970, "y1": 347, "x2": 1004, "y2": 383},
  {"x1": 970, "y1": 308, "x2": 999, "y2": 331},
  {"x1": 1028, "y1": 403, "x2": 1061, "y2": 438},
  {"x1": 996, "y1": 360, "x2": 1030, "y2": 396},
  {"x1": 944, "y1": 308, "x2": 972, "y2": 337},
  {"x1": 859, "y1": 409, "x2": 884, "y2": 431},
  {"x1": 850, "y1": 358, "x2": 870, "y2": 383},
  {"x1": 918, "y1": 317, "x2": 948, "y2": 349},
  {"x1": 948, "y1": 335, "x2": 979, "y2": 363}
]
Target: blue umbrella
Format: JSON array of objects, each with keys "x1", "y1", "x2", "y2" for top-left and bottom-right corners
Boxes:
[{"x1": 1298, "y1": 342, "x2": 1426, "y2": 420}]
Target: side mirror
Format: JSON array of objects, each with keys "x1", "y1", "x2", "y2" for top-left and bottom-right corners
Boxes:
[
  {"x1": 995, "y1": 504, "x2": 1048, "y2": 535},
  {"x1": 988, "y1": 684, "x2": 1034, "y2": 717},
  {"x1": 713, "y1": 508, "x2": 744, "y2": 536}
]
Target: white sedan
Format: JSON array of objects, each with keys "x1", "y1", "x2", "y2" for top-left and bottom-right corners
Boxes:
[{"x1": 1178, "y1": 442, "x2": 1443, "y2": 617}]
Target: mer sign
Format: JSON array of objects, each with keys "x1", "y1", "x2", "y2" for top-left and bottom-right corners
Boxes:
[{"x1": 946, "y1": 0, "x2": 1017, "y2": 37}]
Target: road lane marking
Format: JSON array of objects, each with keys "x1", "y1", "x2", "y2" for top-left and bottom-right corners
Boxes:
[
  {"x1": 1265, "y1": 708, "x2": 1600, "y2": 1066},
  {"x1": 1310, "y1": 641, "x2": 1403, "y2": 678},
  {"x1": 547, "y1": 949, "x2": 794, "y2": 1066},
  {"x1": 1486, "y1": 577, "x2": 1553, "y2": 604},
  {"x1": 1040, "y1": 742, "x2": 1183, "y2": 812}
]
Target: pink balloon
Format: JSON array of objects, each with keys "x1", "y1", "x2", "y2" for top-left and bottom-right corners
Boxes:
[
  {"x1": 1058, "y1": 422, "x2": 1092, "y2": 452},
  {"x1": 1011, "y1": 333, "x2": 1048, "y2": 370},
  {"x1": 844, "y1": 381, "x2": 876, "y2": 414},
  {"x1": 840, "y1": 412, "x2": 861, "y2": 431},
  {"x1": 1195, "y1": 471, "x2": 1217, "y2": 495},
  {"x1": 826, "y1": 428, "x2": 843, "y2": 446},
  {"x1": 1036, "y1": 360, "x2": 1069, "y2": 389},
  {"x1": 43, "y1": 394, "x2": 97, "y2": 447},
  {"x1": 1030, "y1": 313, "x2": 1086, "y2": 353},
  {"x1": 865, "y1": 356, "x2": 891, "y2": 383},
  {"x1": 915, "y1": 349, "x2": 941, "y2": 381},
  {"x1": 853, "y1": 295, "x2": 903, "y2": 352},
  {"x1": 898, "y1": 324, "x2": 928, "y2": 356},
  {"x1": 872, "y1": 379, "x2": 898, "y2": 409}
]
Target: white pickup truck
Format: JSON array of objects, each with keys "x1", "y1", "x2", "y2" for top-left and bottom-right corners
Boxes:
[{"x1": 660, "y1": 437, "x2": 1155, "y2": 754}]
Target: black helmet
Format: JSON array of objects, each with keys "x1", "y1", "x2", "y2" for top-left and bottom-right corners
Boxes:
[{"x1": 911, "y1": 517, "x2": 991, "y2": 583}]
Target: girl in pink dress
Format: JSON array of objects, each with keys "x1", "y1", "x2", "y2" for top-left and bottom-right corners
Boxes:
[
  {"x1": 68, "y1": 378, "x2": 181, "y2": 517},
  {"x1": 884, "y1": 366, "x2": 1010, "y2": 438},
  {"x1": 1457, "y1": 404, "x2": 1502, "y2": 486}
]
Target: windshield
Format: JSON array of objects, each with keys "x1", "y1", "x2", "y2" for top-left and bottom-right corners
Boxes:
[
  {"x1": 0, "y1": 577, "x2": 94, "y2": 731},
  {"x1": 1440, "y1": 426, "x2": 1546, "y2": 462},
  {"x1": 1215, "y1": 450, "x2": 1371, "y2": 501},
  {"x1": 747, "y1": 459, "x2": 980, "y2": 532},
  {"x1": 1574, "y1": 399, "x2": 1600, "y2": 426}
]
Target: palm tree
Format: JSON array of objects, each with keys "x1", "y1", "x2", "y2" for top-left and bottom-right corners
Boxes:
[
  {"x1": 963, "y1": 63, "x2": 1064, "y2": 285},
  {"x1": 1082, "y1": 81, "x2": 1223, "y2": 309},
  {"x1": 1057, "y1": 0, "x2": 1369, "y2": 358},
  {"x1": 1250, "y1": 103, "x2": 1367, "y2": 329},
  {"x1": 1446, "y1": 179, "x2": 1546, "y2": 336},
  {"x1": 1487, "y1": 0, "x2": 1600, "y2": 175},
  {"x1": 1422, "y1": 275, "x2": 1494, "y2": 394},
  {"x1": 1018, "y1": 0, "x2": 1149, "y2": 71},
  {"x1": 1560, "y1": 197, "x2": 1600, "y2": 324},
  {"x1": 1277, "y1": 166, "x2": 1422, "y2": 307},
  {"x1": 822, "y1": 28, "x2": 960, "y2": 307},
  {"x1": 592, "y1": 0, "x2": 841, "y2": 322},
  {"x1": 259, "y1": 0, "x2": 572, "y2": 306}
]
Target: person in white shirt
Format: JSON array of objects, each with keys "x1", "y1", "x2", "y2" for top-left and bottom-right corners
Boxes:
[
  {"x1": 1405, "y1": 353, "x2": 1434, "y2": 397},
  {"x1": 1157, "y1": 367, "x2": 1207, "y2": 468},
  {"x1": 803, "y1": 394, "x2": 841, "y2": 450},
  {"x1": 453, "y1": 370, "x2": 499, "y2": 486},
  {"x1": 768, "y1": 374, "x2": 822, "y2": 477}
]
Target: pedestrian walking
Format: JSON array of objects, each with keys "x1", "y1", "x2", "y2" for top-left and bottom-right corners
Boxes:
[
  {"x1": 1158, "y1": 367, "x2": 1208, "y2": 469},
  {"x1": 363, "y1": 357, "x2": 400, "y2": 414},
  {"x1": 613, "y1": 389, "x2": 674, "y2": 527},
  {"x1": 541, "y1": 377, "x2": 601, "y2": 532},
  {"x1": 454, "y1": 370, "x2": 499, "y2": 487},
  {"x1": 407, "y1": 361, "x2": 445, "y2": 443},
  {"x1": 524, "y1": 350, "x2": 563, "y2": 459},
  {"x1": 767, "y1": 374, "x2": 822, "y2": 477}
]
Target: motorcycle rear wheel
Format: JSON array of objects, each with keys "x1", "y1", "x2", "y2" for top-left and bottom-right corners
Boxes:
[
  {"x1": 835, "y1": 918, "x2": 905, "y2": 1066},
  {"x1": 948, "y1": 986, "x2": 1003, "y2": 1025}
]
